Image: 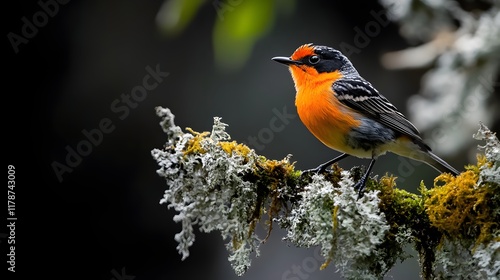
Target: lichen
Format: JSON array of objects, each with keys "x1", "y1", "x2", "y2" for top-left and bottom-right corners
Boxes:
[
  {"x1": 281, "y1": 172, "x2": 392, "y2": 280},
  {"x1": 151, "y1": 107, "x2": 302, "y2": 276},
  {"x1": 152, "y1": 108, "x2": 261, "y2": 276},
  {"x1": 152, "y1": 107, "x2": 500, "y2": 279},
  {"x1": 474, "y1": 122, "x2": 500, "y2": 186}
]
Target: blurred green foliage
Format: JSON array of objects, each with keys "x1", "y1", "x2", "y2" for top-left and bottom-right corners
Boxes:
[
  {"x1": 156, "y1": 0, "x2": 296, "y2": 70},
  {"x1": 156, "y1": 0, "x2": 206, "y2": 36}
]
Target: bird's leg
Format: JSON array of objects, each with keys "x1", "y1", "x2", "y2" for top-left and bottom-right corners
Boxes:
[
  {"x1": 303, "y1": 153, "x2": 349, "y2": 174},
  {"x1": 353, "y1": 158, "x2": 376, "y2": 199}
]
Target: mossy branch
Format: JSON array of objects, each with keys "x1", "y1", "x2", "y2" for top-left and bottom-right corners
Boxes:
[{"x1": 151, "y1": 107, "x2": 500, "y2": 280}]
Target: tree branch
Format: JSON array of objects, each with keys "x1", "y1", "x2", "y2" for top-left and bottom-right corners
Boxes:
[{"x1": 151, "y1": 107, "x2": 499, "y2": 279}]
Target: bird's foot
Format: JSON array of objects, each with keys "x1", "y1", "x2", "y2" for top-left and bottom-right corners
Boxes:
[
  {"x1": 353, "y1": 177, "x2": 367, "y2": 200},
  {"x1": 301, "y1": 154, "x2": 349, "y2": 177},
  {"x1": 302, "y1": 165, "x2": 329, "y2": 176}
]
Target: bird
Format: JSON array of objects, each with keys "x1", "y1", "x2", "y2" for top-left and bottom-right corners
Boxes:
[{"x1": 272, "y1": 43, "x2": 459, "y2": 196}]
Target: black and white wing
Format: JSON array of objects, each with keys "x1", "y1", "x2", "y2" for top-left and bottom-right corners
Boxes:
[{"x1": 333, "y1": 78, "x2": 428, "y2": 148}]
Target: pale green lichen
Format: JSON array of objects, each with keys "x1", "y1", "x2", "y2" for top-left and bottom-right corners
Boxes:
[
  {"x1": 152, "y1": 107, "x2": 260, "y2": 276},
  {"x1": 435, "y1": 237, "x2": 500, "y2": 279},
  {"x1": 474, "y1": 122, "x2": 500, "y2": 186},
  {"x1": 330, "y1": 173, "x2": 392, "y2": 279},
  {"x1": 152, "y1": 107, "x2": 500, "y2": 279},
  {"x1": 281, "y1": 172, "x2": 392, "y2": 280}
]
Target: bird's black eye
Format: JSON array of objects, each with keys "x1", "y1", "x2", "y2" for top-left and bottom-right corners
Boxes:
[{"x1": 309, "y1": 55, "x2": 320, "y2": 64}]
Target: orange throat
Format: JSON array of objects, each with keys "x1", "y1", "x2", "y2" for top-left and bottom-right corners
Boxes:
[{"x1": 291, "y1": 67, "x2": 361, "y2": 152}]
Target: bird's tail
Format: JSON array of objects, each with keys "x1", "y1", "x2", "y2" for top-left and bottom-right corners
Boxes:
[
  {"x1": 418, "y1": 150, "x2": 460, "y2": 176},
  {"x1": 392, "y1": 139, "x2": 460, "y2": 175}
]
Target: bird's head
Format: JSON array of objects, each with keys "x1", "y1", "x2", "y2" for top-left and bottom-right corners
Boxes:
[{"x1": 272, "y1": 44, "x2": 358, "y2": 89}]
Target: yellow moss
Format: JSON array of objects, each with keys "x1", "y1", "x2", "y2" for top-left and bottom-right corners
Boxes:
[
  {"x1": 258, "y1": 157, "x2": 295, "y2": 177},
  {"x1": 183, "y1": 127, "x2": 210, "y2": 155},
  {"x1": 219, "y1": 141, "x2": 252, "y2": 158},
  {"x1": 476, "y1": 154, "x2": 489, "y2": 169},
  {"x1": 253, "y1": 156, "x2": 298, "y2": 242},
  {"x1": 248, "y1": 210, "x2": 260, "y2": 239},
  {"x1": 232, "y1": 236, "x2": 242, "y2": 250},
  {"x1": 320, "y1": 258, "x2": 332, "y2": 270},
  {"x1": 183, "y1": 127, "x2": 253, "y2": 160},
  {"x1": 317, "y1": 205, "x2": 340, "y2": 270},
  {"x1": 332, "y1": 205, "x2": 339, "y2": 232},
  {"x1": 379, "y1": 174, "x2": 397, "y2": 189},
  {"x1": 263, "y1": 189, "x2": 280, "y2": 242},
  {"x1": 425, "y1": 156, "x2": 497, "y2": 244},
  {"x1": 427, "y1": 171, "x2": 478, "y2": 232}
]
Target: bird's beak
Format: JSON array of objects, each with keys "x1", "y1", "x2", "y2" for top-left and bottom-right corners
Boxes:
[{"x1": 272, "y1": 56, "x2": 303, "y2": 66}]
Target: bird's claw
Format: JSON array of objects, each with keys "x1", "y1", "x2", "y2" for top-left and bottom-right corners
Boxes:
[
  {"x1": 353, "y1": 178, "x2": 367, "y2": 200},
  {"x1": 301, "y1": 164, "x2": 330, "y2": 176},
  {"x1": 302, "y1": 167, "x2": 322, "y2": 174}
]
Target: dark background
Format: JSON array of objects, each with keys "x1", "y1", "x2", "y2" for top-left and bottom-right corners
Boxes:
[{"x1": 5, "y1": 1, "x2": 471, "y2": 279}]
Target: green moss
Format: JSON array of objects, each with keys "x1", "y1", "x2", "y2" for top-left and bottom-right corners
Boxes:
[
  {"x1": 252, "y1": 155, "x2": 299, "y2": 240},
  {"x1": 374, "y1": 175, "x2": 440, "y2": 279}
]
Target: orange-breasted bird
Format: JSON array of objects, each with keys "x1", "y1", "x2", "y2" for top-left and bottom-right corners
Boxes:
[{"x1": 272, "y1": 43, "x2": 459, "y2": 196}]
